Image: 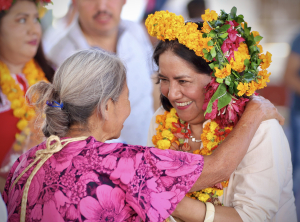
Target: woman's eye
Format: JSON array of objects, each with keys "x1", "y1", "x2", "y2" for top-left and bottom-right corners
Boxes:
[
  {"x1": 18, "y1": 18, "x2": 26, "y2": 24},
  {"x1": 179, "y1": 80, "x2": 188, "y2": 84},
  {"x1": 159, "y1": 78, "x2": 168, "y2": 82}
]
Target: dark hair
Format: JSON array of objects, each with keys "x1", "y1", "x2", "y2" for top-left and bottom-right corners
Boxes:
[
  {"x1": 153, "y1": 25, "x2": 212, "y2": 111},
  {"x1": 0, "y1": 8, "x2": 55, "y2": 82}
]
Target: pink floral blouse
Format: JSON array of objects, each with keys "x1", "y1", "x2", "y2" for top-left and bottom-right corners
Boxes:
[{"x1": 2, "y1": 136, "x2": 204, "y2": 222}]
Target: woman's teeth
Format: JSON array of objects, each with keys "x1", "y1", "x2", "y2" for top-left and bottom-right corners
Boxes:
[{"x1": 175, "y1": 101, "x2": 192, "y2": 107}]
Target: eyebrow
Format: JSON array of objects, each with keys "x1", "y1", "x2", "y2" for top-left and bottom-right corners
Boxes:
[{"x1": 158, "y1": 73, "x2": 192, "y2": 80}]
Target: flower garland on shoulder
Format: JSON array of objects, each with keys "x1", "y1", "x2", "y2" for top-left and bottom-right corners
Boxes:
[
  {"x1": 147, "y1": 6, "x2": 272, "y2": 206},
  {"x1": 0, "y1": 59, "x2": 47, "y2": 151}
]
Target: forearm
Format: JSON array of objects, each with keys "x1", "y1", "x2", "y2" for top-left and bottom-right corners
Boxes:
[
  {"x1": 191, "y1": 107, "x2": 263, "y2": 191},
  {"x1": 173, "y1": 197, "x2": 242, "y2": 222}
]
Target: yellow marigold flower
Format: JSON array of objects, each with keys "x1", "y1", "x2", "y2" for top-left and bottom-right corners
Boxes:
[
  {"x1": 252, "y1": 31, "x2": 260, "y2": 37},
  {"x1": 237, "y1": 82, "x2": 249, "y2": 97},
  {"x1": 17, "y1": 119, "x2": 28, "y2": 131},
  {"x1": 15, "y1": 133, "x2": 26, "y2": 143},
  {"x1": 11, "y1": 99, "x2": 22, "y2": 109},
  {"x1": 198, "y1": 193, "x2": 210, "y2": 202},
  {"x1": 162, "y1": 130, "x2": 174, "y2": 140},
  {"x1": 256, "y1": 70, "x2": 271, "y2": 90},
  {"x1": 209, "y1": 121, "x2": 218, "y2": 131},
  {"x1": 201, "y1": 9, "x2": 218, "y2": 22},
  {"x1": 206, "y1": 132, "x2": 215, "y2": 141},
  {"x1": 207, "y1": 141, "x2": 218, "y2": 150},
  {"x1": 165, "y1": 117, "x2": 178, "y2": 129},
  {"x1": 201, "y1": 21, "x2": 212, "y2": 33},
  {"x1": 157, "y1": 139, "x2": 171, "y2": 150},
  {"x1": 214, "y1": 64, "x2": 231, "y2": 79},
  {"x1": 202, "y1": 188, "x2": 213, "y2": 193},
  {"x1": 259, "y1": 51, "x2": 272, "y2": 69},
  {"x1": 216, "y1": 189, "x2": 223, "y2": 196},
  {"x1": 170, "y1": 108, "x2": 177, "y2": 116},
  {"x1": 13, "y1": 143, "x2": 22, "y2": 152},
  {"x1": 246, "y1": 80, "x2": 257, "y2": 97},
  {"x1": 230, "y1": 42, "x2": 250, "y2": 73},
  {"x1": 258, "y1": 44, "x2": 263, "y2": 54}
]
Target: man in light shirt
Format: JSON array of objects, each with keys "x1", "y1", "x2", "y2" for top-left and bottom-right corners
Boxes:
[{"x1": 46, "y1": 0, "x2": 155, "y2": 145}]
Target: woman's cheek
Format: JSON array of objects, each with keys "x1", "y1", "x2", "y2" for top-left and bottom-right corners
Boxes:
[{"x1": 160, "y1": 83, "x2": 169, "y2": 97}]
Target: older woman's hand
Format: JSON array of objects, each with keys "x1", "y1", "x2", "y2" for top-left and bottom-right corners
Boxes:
[{"x1": 245, "y1": 96, "x2": 285, "y2": 125}]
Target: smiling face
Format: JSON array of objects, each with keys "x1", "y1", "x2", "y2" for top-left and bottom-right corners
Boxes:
[
  {"x1": 75, "y1": 0, "x2": 126, "y2": 37},
  {"x1": 0, "y1": 0, "x2": 41, "y2": 64},
  {"x1": 158, "y1": 50, "x2": 211, "y2": 124}
]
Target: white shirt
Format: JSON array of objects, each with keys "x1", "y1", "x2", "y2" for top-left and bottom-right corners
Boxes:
[
  {"x1": 46, "y1": 18, "x2": 154, "y2": 146},
  {"x1": 147, "y1": 107, "x2": 297, "y2": 222}
]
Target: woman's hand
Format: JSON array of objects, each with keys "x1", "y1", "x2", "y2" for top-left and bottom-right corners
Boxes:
[{"x1": 245, "y1": 96, "x2": 285, "y2": 125}]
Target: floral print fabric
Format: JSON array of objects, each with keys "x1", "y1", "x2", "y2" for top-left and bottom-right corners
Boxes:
[{"x1": 2, "y1": 137, "x2": 204, "y2": 222}]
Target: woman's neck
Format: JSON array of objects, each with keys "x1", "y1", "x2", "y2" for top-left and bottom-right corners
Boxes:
[
  {"x1": 188, "y1": 122, "x2": 204, "y2": 153},
  {"x1": 0, "y1": 55, "x2": 27, "y2": 74}
]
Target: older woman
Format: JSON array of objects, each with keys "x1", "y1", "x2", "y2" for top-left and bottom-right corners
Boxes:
[
  {"x1": 0, "y1": 0, "x2": 54, "y2": 190},
  {"x1": 146, "y1": 9, "x2": 296, "y2": 222},
  {"x1": 2, "y1": 49, "x2": 282, "y2": 222}
]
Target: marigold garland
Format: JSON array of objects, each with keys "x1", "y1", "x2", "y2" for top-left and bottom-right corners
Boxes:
[
  {"x1": 146, "y1": 7, "x2": 273, "y2": 127},
  {"x1": 153, "y1": 109, "x2": 233, "y2": 205},
  {"x1": 0, "y1": 59, "x2": 47, "y2": 151}
]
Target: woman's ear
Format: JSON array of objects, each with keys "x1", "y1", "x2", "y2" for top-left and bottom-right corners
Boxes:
[{"x1": 104, "y1": 98, "x2": 114, "y2": 121}]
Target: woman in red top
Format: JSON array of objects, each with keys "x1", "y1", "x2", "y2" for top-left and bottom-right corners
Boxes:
[{"x1": 0, "y1": 0, "x2": 54, "y2": 191}]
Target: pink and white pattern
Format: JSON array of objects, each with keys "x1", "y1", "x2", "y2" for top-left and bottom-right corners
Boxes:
[{"x1": 3, "y1": 137, "x2": 204, "y2": 222}]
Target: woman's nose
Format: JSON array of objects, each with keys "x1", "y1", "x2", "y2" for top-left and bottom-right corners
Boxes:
[
  {"x1": 167, "y1": 83, "x2": 181, "y2": 101},
  {"x1": 28, "y1": 19, "x2": 41, "y2": 36}
]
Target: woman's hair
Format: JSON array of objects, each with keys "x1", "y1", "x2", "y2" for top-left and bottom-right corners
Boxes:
[
  {"x1": 153, "y1": 29, "x2": 213, "y2": 111},
  {"x1": 27, "y1": 49, "x2": 127, "y2": 137},
  {"x1": 0, "y1": 7, "x2": 55, "y2": 82}
]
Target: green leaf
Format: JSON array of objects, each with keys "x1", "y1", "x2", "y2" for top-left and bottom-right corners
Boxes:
[
  {"x1": 207, "y1": 40, "x2": 214, "y2": 46},
  {"x1": 216, "y1": 78, "x2": 224, "y2": 83},
  {"x1": 219, "y1": 24, "x2": 231, "y2": 32},
  {"x1": 244, "y1": 28, "x2": 250, "y2": 36},
  {"x1": 208, "y1": 30, "x2": 217, "y2": 38},
  {"x1": 202, "y1": 33, "x2": 207, "y2": 38},
  {"x1": 210, "y1": 47, "x2": 217, "y2": 58},
  {"x1": 254, "y1": 35, "x2": 263, "y2": 42},
  {"x1": 230, "y1": 6, "x2": 237, "y2": 18},
  {"x1": 209, "y1": 63, "x2": 215, "y2": 70},
  {"x1": 204, "y1": 83, "x2": 232, "y2": 115},
  {"x1": 215, "y1": 20, "x2": 224, "y2": 27},
  {"x1": 203, "y1": 48, "x2": 208, "y2": 54},
  {"x1": 244, "y1": 59, "x2": 250, "y2": 67},
  {"x1": 220, "y1": 32, "x2": 228, "y2": 38},
  {"x1": 244, "y1": 71, "x2": 255, "y2": 82},
  {"x1": 225, "y1": 77, "x2": 231, "y2": 86},
  {"x1": 217, "y1": 52, "x2": 225, "y2": 66},
  {"x1": 218, "y1": 91, "x2": 232, "y2": 110}
]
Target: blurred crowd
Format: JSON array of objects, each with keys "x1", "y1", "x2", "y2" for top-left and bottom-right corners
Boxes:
[{"x1": 0, "y1": 0, "x2": 300, "y2": 221}]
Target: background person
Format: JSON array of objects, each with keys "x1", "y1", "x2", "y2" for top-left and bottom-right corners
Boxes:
[
  {"x1": 0, "y1": 0, "x2": 54, "y2": 192},
  {"x1": 3, "y1": 49, "x2": 284, "y2": 222},
  {"x1": 46, "y1": 0, "x2": 155, "y2": 146}
]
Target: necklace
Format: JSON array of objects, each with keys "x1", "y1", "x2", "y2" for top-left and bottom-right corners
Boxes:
[
  {"x1": 153, "y1": 108, "x2": 233, "y2": 206},
  {"x1": 188, "y1": 124, "x2": 202, "y2": 143},
  {"x1": 0, "y1": 59, "x2": 47, "y2": 151}
]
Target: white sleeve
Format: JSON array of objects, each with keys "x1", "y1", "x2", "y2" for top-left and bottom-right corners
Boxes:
[{"x1": 227, "y1": 119, "x2": 295, "y2": 222}]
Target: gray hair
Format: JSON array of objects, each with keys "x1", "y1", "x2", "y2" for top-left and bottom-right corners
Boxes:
[{"x1": 27, "y1": 49, "x2": 127, "y2": 137}]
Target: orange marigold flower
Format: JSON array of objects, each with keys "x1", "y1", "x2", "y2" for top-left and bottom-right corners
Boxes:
[
  {"x1": 237, "y1": 82, "x2": 249, "y2": 97},
  {"x1": 259, "y1": 51, "x2": 272, "y2": 69},
  {"x1": 258, "y1": 44, "x2": 263, "y2": 54},
  {"x1": 246, "y1": 80, "x2": 257, "y2": 97},
  {"x1": 201, "y1": 21, "x2": 212, "y2": 33},
  {"x1": 214, "y1": 64, "x2": 231, "y2": 79},
  {"x1": 201, "y1": 9, "x2": 218, "y2": 22},
  {"x1": 230, "y1": 42, "x2": 250, "y2": 73}
]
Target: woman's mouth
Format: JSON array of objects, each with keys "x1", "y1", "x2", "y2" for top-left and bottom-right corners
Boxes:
[
  {"x1": 27, "y1": 40, "x2": 38, "y2": 46},
  {"x1": 175, "y1": 101, "x2": 192, "y2": 110}
]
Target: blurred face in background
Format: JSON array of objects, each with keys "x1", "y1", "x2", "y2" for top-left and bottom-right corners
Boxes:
[
  {"x1": 0, "y1": 0, "x2": 41, "y2": 64},
  {"x1": 74, "y1": 0, "x2": 126, "y2": 37}
]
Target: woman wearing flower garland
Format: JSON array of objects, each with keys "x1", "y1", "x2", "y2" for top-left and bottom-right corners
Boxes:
[
  {"x1": 2, "y1": 48, "x2": 284, "y2": 222},
  {"x1": 146, "y1": 8, "x2": 296, "y2": 222},
  {"x1": 0, "y1": 0, "x2": 54, "y2": 191}
]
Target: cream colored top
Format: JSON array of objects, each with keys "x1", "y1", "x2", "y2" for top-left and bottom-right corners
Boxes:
[{"x1": 147, "y1": 107, "x2": 297, "y2": 222}]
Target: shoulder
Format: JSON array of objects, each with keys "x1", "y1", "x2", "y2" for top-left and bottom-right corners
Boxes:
[{"x1": 237, "y1": 119, "x2": 290, "y2": 173}]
